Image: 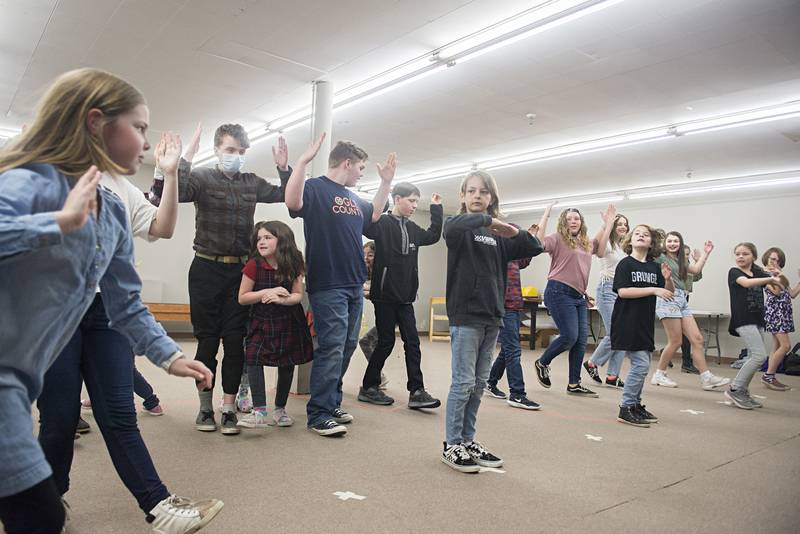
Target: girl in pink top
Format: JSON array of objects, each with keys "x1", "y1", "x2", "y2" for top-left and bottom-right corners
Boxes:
[{"x1": 533, "y1": 203, "x2": 615, "y2": 396}]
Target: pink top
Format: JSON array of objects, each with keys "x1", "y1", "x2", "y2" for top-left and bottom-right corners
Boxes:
[{"x1": 543, "y1": 233, "x2": 599, "y2": 294}]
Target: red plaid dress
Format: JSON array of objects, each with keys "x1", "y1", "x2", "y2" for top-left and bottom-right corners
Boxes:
[{"x1": 243, "y1": 258, "x2": 313, "y2": 367}]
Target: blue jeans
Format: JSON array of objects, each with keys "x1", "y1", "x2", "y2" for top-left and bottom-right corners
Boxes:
[
  {"x1": 620, "y1": 351, "x2": 651, "y2": 407},
  {"x1": 37, "y1": 295, "x2": 169, "y2": 514},
  {"x1": 445, "y1": 325, "x2": 499, "y2": 445},
  {"x1": 487, "y1": 310, "x2": 526, "y2": 396},
  {"x1": 133, "y1": 364, "x2": 159, "y2": 410},
  {"x1": 538, "y1": 280, "x2": 589, "y2": 385},
  {"x1": 306, "y1": 287, "x2": 363, "y2": 427},
  {"x1": 589, "y1": 279, "x2": 624, "y2": 377}
]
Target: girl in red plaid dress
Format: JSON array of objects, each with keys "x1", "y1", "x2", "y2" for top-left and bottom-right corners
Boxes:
[{"x1": 237, "y1": 221, "x2": 313, "y2": 429}]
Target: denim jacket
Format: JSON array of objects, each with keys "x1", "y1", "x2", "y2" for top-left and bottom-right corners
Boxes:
[{"x1": 0, "y1": 163, "x2": 179, "y2": 402}]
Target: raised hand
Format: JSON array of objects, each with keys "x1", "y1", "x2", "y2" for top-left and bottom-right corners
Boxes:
[
  {"x1": 298, "y1": 133, "x2": 326, "y2": 166},
  {"x1": 527, "y1": 223, "x2": 539, "y2": 235},
  {"x1": 703, "y1": 240, "x2": 714, "y2": 254},
  {"x1": 489, "y1": 218, "x2": 519, "y2": 238},
  {"x1": 155, "y1": 131, "x2": 182, "y2": 176},
  {"x1": 57, "y1": 166, "x2": 101, "y2": 233},
  {"x1": 661, "y1": 261, "x2": 672, "y2": 281},
  {"x1": 183, "y1": 122, "x2": 202, "y2": 162},
  {"x1": 272, "y1": 136, "x2": 289, "y2": 170},
  {"x1": 377, "y1": 152, "x2": 397, "y2": 184},
  {"x1": 600, "y1": 204, "x2": 617, "y2": 225},
  {"x1": 431, "y1": 192, "x2": 442, "y2": 205}
]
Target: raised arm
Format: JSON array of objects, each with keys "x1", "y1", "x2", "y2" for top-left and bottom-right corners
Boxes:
[
  {"x1": 148, "y1": 132, "x2": 181, "y2": 238},
  {"x1": 594, "y1": 204, "x2": 616, "y2": 258},
  {"x1": 285, "y1": 133, "x2": 326, "y2": 212},
  {"x1": 420, "y1": 193, "x2": 443, "y2": 245},
  {"x1": 255, "y1": 136, "x2": 293, "y2": 203},
  {"x1": 371, "y1": 153, "x2": 396, "y2": 223},
  {"x1": 535, "y1": 203, "x2": 554, "y2": 241},
  {"x1": 149, "y1": 124, "x2": 202, "y2": 206},
  {"x1": 688, "y1": 240, "x2": 713, "y2": 274}
]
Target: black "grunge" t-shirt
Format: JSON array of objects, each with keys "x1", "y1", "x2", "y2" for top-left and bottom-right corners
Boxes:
[
  {"x1": 611, "y1": 256, "x2": 664, "y2": 352},
  {"x1": 727, "y1": 267, "x2": 769, "y2": 335}
]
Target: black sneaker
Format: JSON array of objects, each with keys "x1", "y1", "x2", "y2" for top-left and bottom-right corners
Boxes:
[
  {"x1": 605, "y1": 376, "x2": 625, "y2": 388},
  {"x1": 681, "y1": 364, "x2": 700, "y2": 375},
  {"x1": 617, "y1": 406, "x2": 650, "y2": 427},
  {"x1": 463, "y1": 440, "x2": 503, "y2": 468},
  {"x1": 484, "y1": 383, "x2": 507, "y2": 399},
  {"x1": 220, "y1": 411, "x2": 240, "y2": 435},
  {"x1": 441, "y1": 442, "x2": 480, "y2": 473},
  {"x1": 507, "y1": 394, "x2": 541, "y2": 410},
  {"x1": 195, "y1": 409, "x2": 217, "y2": 432},
  {"x1": 583, "y1": 361, "x2": 602, "y2": 384},
  {"x1": 76, "y1": 417, "x2": 91, "y2": 434},
  {"x1": 408, "y1": 389, "x2": 441, "y2": 409},
  {"x1": 311, "y1": 419, "x2": 347, "y2": 436},
  {"x1": 332, "y1": 408, "x2": 354, "y2": 424},
  {"x1": 358, "y1": 386, "x2": 394, "y2": 405},
  {"x1": 633, "y1": 403, "x2": 658, "y2": 423},
  {"x1": 566, "y1": 384, "x2": 599, "y2": 398},
  {"x1": 535, "y1": 360, "x2": 551, "y2": 388}
]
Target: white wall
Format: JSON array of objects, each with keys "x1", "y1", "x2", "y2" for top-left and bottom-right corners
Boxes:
[
  {"x1": 128, "y1": 164, "x2": 799, "y2": 357},
  {"x1": 509, "y1": 193, "x2": 800, "y2": 357}
]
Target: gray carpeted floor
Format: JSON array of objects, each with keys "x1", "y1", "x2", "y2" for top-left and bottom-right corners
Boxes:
[{"x1": 30, "y1": 339, "x2": 800, "y2": 533}]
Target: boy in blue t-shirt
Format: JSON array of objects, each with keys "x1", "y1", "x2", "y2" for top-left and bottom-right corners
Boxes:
[{"x1": 287, "y1": 134, "x2": 395, "y2": 436}]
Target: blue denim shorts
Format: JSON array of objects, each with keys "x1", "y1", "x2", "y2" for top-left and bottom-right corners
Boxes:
[{"x1": 655, "y1": 287, "x2": 692, "y2": 320}]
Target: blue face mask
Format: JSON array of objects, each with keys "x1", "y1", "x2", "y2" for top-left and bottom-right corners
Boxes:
[{"x1": 220, "y1": 153, "x2": 245, "y2": 174}]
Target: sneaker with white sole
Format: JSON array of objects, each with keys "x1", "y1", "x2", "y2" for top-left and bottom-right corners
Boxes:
[
  {"x1": 236, "y1": 411, "x2": 270, "y2": 429},
  {"x1": 80, "y1": 399, "x2": 92, "y2": 412},
  {"x1": 507, "y1": 394, "x2": 541, "y2": 410},
  {"x1": 700, "y1": 373, "x2": 730, "y2": 391},
  {"x1": 651, "y1": 371, "x2": 678, "y2": 388},
  {"x1": 463, "y1": 440, "x2": 503, "y2": 468},
  {"x1": 761, "y1": 374, "x2": 791, "y2": 391},
  {"x1": 408, "y1": 389, "x2": 441, "y2": 409},
  {"x1": 332, "y1": 408, "x2": 354, "y2": 424},
  {"x1": 236, "y1": 381, "x2": 252, "y2": 413},
  {"x1": 583, "y1": 361, "x2": 602, "y2": 384},
  {"x1": 145, "y1": 405, "x2": 164, "y2": 416},
  {"x1": 566, "y1": 384, "x2": 599, "y2": 397},
  {"x1": 441, "y1": 442, "x2": 480, "y2": 473},
  {"x1": 724, "y1": 387, "x2": 754, "y2": 410},
  {"x1": 220, "y1": 412, "x2": 240, "y2": 435},
  {"x1": 534, "y1": 360, "x2": 551, "y2": 388},
  {"x1": 605, "y1": 376, "x2": 625, "y2": 388},
  {"x1": 272, "y1": 408, "x2": 294, "y2": 427},
  {"x1": 148, "y1": 494, "x2": 223, "y2": 534},
  {"x1": 485, "y1": 383, "x2": 507, "y2": 399},
  {"x1": 195, "y1": 410, "x2": 216, "y2": 432},
  {"x1": 311, "y1": 419, "x2": 347, "y2": 436}
]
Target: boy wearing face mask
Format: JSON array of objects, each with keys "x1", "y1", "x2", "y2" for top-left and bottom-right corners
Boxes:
[{"x1": 149, "y1": 123, "x2": 292, "y2": 436}]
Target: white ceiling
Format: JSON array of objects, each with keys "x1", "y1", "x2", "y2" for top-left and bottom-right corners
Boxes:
[{"x1": 2, "y1": 0, "x2": 799, "y2": 212}]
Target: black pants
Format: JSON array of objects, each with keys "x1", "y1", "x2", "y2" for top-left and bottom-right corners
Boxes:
[
  {"x1": 0, "y1": 477, "x2": 65, "y2": 534},
  {"x1": 247, "y1": 365, "x2": 294, "y2": 408},
  {"x1": 681, "y1": 294, "x2": 692, "y2": 368},
  {"x1": 188, "y1": 256, "x2": 248, "y2": 395},
  {"x1": 362, "y1": 301, "x2": 423, "y2": 392}
]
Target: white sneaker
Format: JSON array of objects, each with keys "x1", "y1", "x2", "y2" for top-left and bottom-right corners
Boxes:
[
  {"x1": 272, "y1": 408, "x2": 294, "y2": 427},
  {"x1": 701, "y1": 373, "x2": 731, "y2": 390},
  {"x1": 149, "y1": 495, "x2": 223, "y2": 534},
  {"x1": 651, "y1": 371, "x2": 678, "y2": 388},
  {"x1": 236, "y1": 411, "x2": 270, "y2": 429}
]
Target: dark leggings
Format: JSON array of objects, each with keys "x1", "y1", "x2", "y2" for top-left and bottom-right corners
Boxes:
[
  {"x1": 247, "y1": 365, "x2": 294, "y2": 408},
  {"x1": 0, "y1": 477, "x2": 65, "y2": 534}
]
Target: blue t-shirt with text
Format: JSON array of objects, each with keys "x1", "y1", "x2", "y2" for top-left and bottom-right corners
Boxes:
[{"x1": 289, "y1": 176, "x2": 373, "y2": 294}]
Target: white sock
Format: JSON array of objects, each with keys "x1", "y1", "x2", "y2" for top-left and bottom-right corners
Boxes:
[
  {"x1": 700, "y1": 370, "x2": 712, "y2": 380},
  {"x1": 222, "y1": 402, "x2": 235, "y2": 413}
]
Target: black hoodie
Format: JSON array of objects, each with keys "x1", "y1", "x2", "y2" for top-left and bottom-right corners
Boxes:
[
  {"x1": 363, "y1": 204, "x2": 443, "y2": 303},
  {"x1": 444, "y1": 213, "x2": 544, "y2": 326}
]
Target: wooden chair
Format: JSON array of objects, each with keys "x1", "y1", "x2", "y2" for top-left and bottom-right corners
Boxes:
[
  {"x1": 144, "y1": 303, "x2": 191, "y2": 323},
  {"x1": 428, "y1": 297, "x2": 450, "y2": 342}
]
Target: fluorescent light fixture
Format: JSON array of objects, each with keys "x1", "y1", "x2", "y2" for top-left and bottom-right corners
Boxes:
[
  {"x1": 675, "y1": 102, "x2": 800, "y2": 136},
  {"x1": 498, "y1": 171, "x2": 800, "y2": 215},
  {"x1": 627, "y1": 175, "x2": 800, "y2": 200},
  {"x1": 0, "y1": 126, "x2": 22, "y2": 139}
]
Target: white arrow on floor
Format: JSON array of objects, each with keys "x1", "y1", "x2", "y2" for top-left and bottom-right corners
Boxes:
[
  {"x1": 585, "y1": 434, "x2": 603, "y2": 442},
  {"x1": 680, "y1": 409, "x2": 704, "y2": 415},
  {"x1": 333, "y1": 491, "x2": 366, "y2": 501},
  {"x1": 478, "y1": 467, "x2": 506, "y2": 474},
  {"x1": 716, "y1": 401, "x2": 733, "y2": 405},
  {"x1": 752, "y1": 394, "x2": 767, "y2": 399}
]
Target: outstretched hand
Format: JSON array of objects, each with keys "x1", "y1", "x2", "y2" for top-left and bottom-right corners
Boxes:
[
  {"x1": 58, "y1": 166, "x2": 101, "y2": 234},
  {"x1": 168, "y1": 358, "x2": 213, "y2": 390},
  {"x1": 298, "y1": 133, "x2": 326, "y2": 166},
  {"x1": 272, "y1": 136, "x2": 289, "y2": 170},
  {"x1": 703, "y1": 240, "x2": 714, "y2": 254},
  {"x1": 377, "y1": 152, "x2": 397, "y2": 183},
  {"x1": 600, "y1": 203, "x2": 617, "y2": 225},
  {"x1": 155, "y1": 131, "x2": 182, "y2": 175},
  {"x1": 661, "y1": 261, "x2": 672, "y2": 281}
]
